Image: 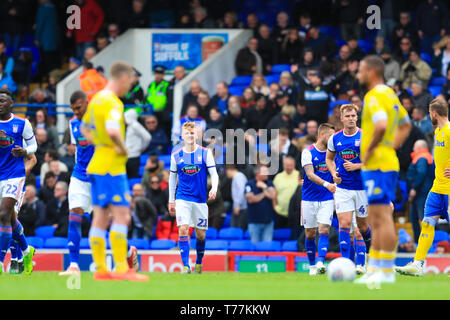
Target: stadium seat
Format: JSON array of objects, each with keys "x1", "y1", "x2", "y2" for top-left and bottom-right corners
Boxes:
[
  {"x1": 159, "y1": 154, "x2": 171, "y2": 169},
  {"x1": 257, "y1": 143, "x2": 269, "y2": 154},
  {"x1": 271, "y1": 64, "x2": 291, "y2": 74},
  {"x1": 430, "y1": 77, "x2": 446, "y2": 87},
  {"x1": 222, "y1": 213, "x2": 232, "y2": 228},
  {"x1": 420, "y1": 53, "x2": 431, "y2": 64},
  {"x1": 329, "y1": 100, "x2": 350, "y2": 112},
  {"x1": 128, "y1": 238, "x2": 150, "y2": 250},
  {"x1": 205, "y1": 240, "x2": 228, "y2": 250},
  {"x1": 231, "y1": 75, "x2": 253, "y2": 86},
  {"x1": 358, "y1": 39, "x2": 372, "y2": 53},
  {"x1": 434, "y1": 231, "x2": 448, "y2": 243},
  {"x1": 265, "y1": 74, "x2": 280, "y2": 84},
  {"x1": 254, "y1": 240, "x2": 282, "y2": 252},
  {"x1": 150, "y1": 239, "x2": 176, "y2": 250},
  {"x1": 26, "y1": 237, "x2": 44, "y2": 249},
  {"x1": 428, "y1": 86, "x2": 442, "y2": 98},
  {"x1": 80, "y1": 238, "x2": 90, "y2": 249},
  {"x1": 35, "y1": 226, "x2": 56, "y2": 240},
  {"x1": 128, "y1": 178, "x2": 141, "y2": 190},
  {"x1": 228, "y1": 85, "x2": 246, "y2": 96},
  {"x1": 228, "y1": 240, "x2": 254, "y2": 251},
  {"x1": 244, "y1": 229, "x2": 250, "y2": 239},
  {"x1": 219, "y1": 227, "x2": 244, "y2": 240},
  {"x1": 205, "y1": 227, "x2": 218, "y2": 240},
  {"x1": 273, "y1": 228, "x2": 291, "y2": 241},
  {"x1": 44, "y1": 237, "x2": 68, "y2": 249},
  {"x1": 281, "y1": 240, "x2": 298, "y2": 252},
  {"x1": 140, "y1": 154, "x2": 149, "y2": 166},
  {"x1": 318, "y1": 26, "x2": 336, "y2": 38}
]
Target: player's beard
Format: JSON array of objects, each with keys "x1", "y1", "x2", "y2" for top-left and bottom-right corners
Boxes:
[{"x1": 431, "y1": 116, "x2": 438, "y2": 126}]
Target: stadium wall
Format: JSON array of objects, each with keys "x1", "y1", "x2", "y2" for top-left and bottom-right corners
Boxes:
[{"x1": 56, "y1": 28, "x2": 248, "y2": 139}]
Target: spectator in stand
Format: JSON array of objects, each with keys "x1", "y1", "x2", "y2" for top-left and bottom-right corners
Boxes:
[
  {"x1": 279, "y1": 127, "x2": 301, "y2": 167},
  {"x1": 295, "y1": 120, "x2": 318, "y2": 151},
  {"x1": 34, "y1": 0, "x2": 58, "y2": 78},
  {"x1": 273, "y1": 156, "x2": 300, "y2": 229},
  {"x1": 40, "y1": 149, "x2": 68, "y2": 186},
  {"x1": 107, "y1": 23, "x2": 120, "y2": 43},
  {"x1": 235, "y1": 37, "x2": 262, "y2": 76},
  {"x1": 272, "y1": 90, "x2": 289, "y2": 112},
  {"x1": 0, "y1": 60, "x2": 16, "y2": 94},
  {"x1": 83, "y1": 47, "x2": 97, "y2": 62},
  {"x1": 291, "y1": 47, "x2": 319, "y2": 81},
  {"x1": 124, "y1": 109, "x2": 151, "y2": 179},
  {"x1": 272, "y1": 12, "x2": 293, "y2": 47},
  {"x1": 245, "y1": 94, "x2": 273, "y2": 132},
  {"x1": 306, "y1": 26, "x2": 338, "y2": 62},
  {"x1": 288, "y1": 171, "x2": 304, "y2": 242},
  {"x1": 33, "y1": 128, "x2": 52, "y2": 175},
  {"x1": 397, "y1": 123, "x2": 425, "y2": 179},
  {"x1": 226, "y1": 164, "x2": 248, "y2": 230},
  {"x1": 0, "y1": 0, "x2": 24, "y2": 52},
  {"x1": 267, "y1": 82, "x2": 281, "y2": 107},
  {"x1": 256, "y1": 24, "x2": 277, "y2": 75},
  {"x1": 38, "y1": 171, "x2": 57, "y2": 205},
  {"x1": 211, "y1": 81, "x2": 230, "y2": 114},
  {"x1": 332, "y1": 44, "x2": 351, "y2": 74},
  {"x1": 206, "y1": 174, "x2": 226, "y2": 229},
  {"x1": 181, "y1": 80, "x2": 202, "y2": 115},
  {"x1": 336, "y1": 58, "x2": 360, "y2": 100},
  {"x1": 400, "y1": 49, "x2": 433, "y2": 89},
  {"x1": 222, "y1": 101, "x2": 248, "y2": 137},
  {"x1": 347, "y1": 36, "x2": 366, "y2": 61},
  {"x1": 79, "y1": 61, "x2": 107, "y2": 101},
  {"x1": 192, "y1": 6, "x2": 216, "y2": 28},
  {"x1": 279, "y1": 28, "x2": 304, "y2": 65},
  {"x1": 245, "y1": 13, "x2": 260, "y2": 37},
  {"x1": 196, "y1": 90, "x2": 213, "y2": 120},
  {"x1": 267, "y1": 105, "x2": 296, "y2": 139},
  {"x1": 123, "y1": 0, "x2": 150, "y2": 29},
  {"x1": 142, "y1": 155, "x2": 164, "y2": 189},
  {"x1": 18, "y1": 185, "x2": 46, "y2": 235},
  {"x1": 297, "y1": 12, "x2": 312, "y2": 40},
  {"x1": 0, "y1": 41, "x2": 14, "y2": 76},
  {"x1": 279, "y1": 72, "x2": 298, "y2": 105},
  {"x1": 397, "y1": 229, "x2": 416, "y2": 253},
  {"x1": 130, "y1": 183, "x2": 158, "y2": 239},
  {"x1": 143, "y1": 115, "x2": 169, "y2": 155},
  {"x1": 369, "y1": 37, "x2": 388, "y2": 55},
  {"x1": 410, "y1": 81, "x2": 433, "y2": 111},
  {"x1": 46, "y1": 70, "x2": 60, "y2": 98},
  {"x1": 411, "y1": 107, "x2": 434, "y2": 135},
  {"x1": 381, "y1": 46, "x2": 401, "y2": 84},
  {"x1": 245, "y1": 164, "x2": 277, "y2": 244},
  {"x1": 122, "y1": 68, "x2": 144, "y2": 113},
  {"x1": 67, "y1": 0, "x2": 104, "y2": 61},
  {"x1": 401, "y1": 95, "x2": 415, "y2": 117},
  {"x1": 49, "y1": 160, "x2": 71, "y2": 184},
  {"x1": 220, "y1": 11, "x2": 242, "y2": 29},
  {"x1": 95, "y1": 33, "x2": 109, "y2": 52},
  {"x1": 293, "y1": 103, "x2": 308, "y2": 136},
  {"x1": 333, "y1": 0, "x2": 364, "y2": 40},
  {"x1": 240, "y1": 87, "x2": 256, "y2": 109},
  {"x1": 172, "y1": 103, "x2": 207, "y2": 144},
  {"x1": 328, "y1": 104, "x2": 344, "y2": 132},
  {"x1": 438, "y1": 68, "x2": 450, "y2": 105},
  {"x1": 406, "y1": 139, "x2": 435, "y2": 242},
  {"x1": 395, "y1": 12, "x2": 419, "y2": 49},
  {"x1": 167, "y1": 65, "x2": 186, "y2": 109},
  {"x1": 394, "y1": 36, "x2": 413, "y2": 65},
  {"x1": 29, "y1": 88, "x2": 54, "y2": 107},
  {"x1": 60, "y1": 57, "x2": 81, "y2": 81},
  {"x1": 34, "y1": 109, "x2": 59, "y2": 149},
  {"x1": 250, "y1": 73, "x2": 270, "y2": 97},
  {"x1": 297, "y1": 69, "x2": 348, "y2": 125},
  {"x1": 145, "y1": 175, "x2": 169, "y2": 216},
  {"x1": 416, "y1": 0, "x2": 448, "y2": 55},
  {"x1": 207, "y1": 106, "x2": 224, "y2": 132},
  {"x1": 45, "y1": 182, "x2": 69, "y2": 234},
  {"x1": 431, "y1": 36, "x2": 450, "y2": 77}
]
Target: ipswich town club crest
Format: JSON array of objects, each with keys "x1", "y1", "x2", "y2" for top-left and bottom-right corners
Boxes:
[{"x1": 0, "y1": 130, "x2": 15, "y2": 147}]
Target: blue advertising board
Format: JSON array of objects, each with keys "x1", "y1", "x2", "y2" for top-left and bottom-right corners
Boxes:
[{"x1": 152, "y1": 33, "x2": 229, "y2": 72}]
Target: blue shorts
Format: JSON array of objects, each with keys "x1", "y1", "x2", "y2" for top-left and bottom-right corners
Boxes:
[
  {"x1": 424, "y1": 191, "x2": 449, "y2": 221},
  {"x1": 89, "y1": 174, "x2": 130, "y2": 208},
  {"x1": 361, "y1": 170, "x2": 398, "y2": 205}
]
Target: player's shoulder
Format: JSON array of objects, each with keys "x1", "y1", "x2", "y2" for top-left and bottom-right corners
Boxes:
[
  {"x1": 70, "y1": 116, "x2": 78, "y2": 124},
  {"x1": 11, "y1": 114, "x2": 27, "y2": 123},
  {"x1": 333, "y1": 129, "x2": 344, "y2": 138}
]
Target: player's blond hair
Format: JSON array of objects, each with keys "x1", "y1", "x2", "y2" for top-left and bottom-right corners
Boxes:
[
  {"x1": 318, "y1": 123, "x2": 335, "y2": 135},
  {"x1": 182, "y1": 122, "x2": 195, "y2": 131},
  {"x1": 109, "y1": 61, "x2": 134, "y2": 79},
  {"x1": 429, "y1": 98, "x2": 448, "y2": 117},
  {"x1": 340, "y1": 104, "x2": 358, "y2": 115}
]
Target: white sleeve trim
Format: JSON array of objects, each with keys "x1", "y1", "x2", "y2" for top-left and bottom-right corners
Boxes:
[
  {"x1": 168, "y1": 170, "x2": 178, "y2": 203},
  {"x1": 22, "y1": 120, "x2": 37, "y2": 154},
  {"x1": 208, "y1": 166, "x2": 218, "y2": 193},
  {"x1": 301, "y1": 148, "x2": 313, "y2": 167},
  {"x1": 69, "y1": 123, "x2": 76, "y2": 145},
  {"x1": 206, "y1": 148, "x2": 216, "y2": 168},
  {"x1": 372, "y1": 111, "x2": 388, "y2": 123},
  {"x1": 169, "y1": 154, "x2": 177, "y2": 172},
  {"x1": 327, "y1": 135, "x2": 335, "y2": 152}
]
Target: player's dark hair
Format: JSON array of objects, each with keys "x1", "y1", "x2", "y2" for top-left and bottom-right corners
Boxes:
[
  {"x1": 318, "y1": 123, "x2": 335, "y2": 134},
  {"x1": 70, "y1": 90, "x2": 87, "y2": 105},
  {"x1": 362, "y1": 55, "x2": 385, "y2": 78},
  {"x1": 429, "y1": 98, "x2": 448, "y2": 117},
  {"x1": 46, "y1": 149, "x2": 59, "y2": 160},
  {"x1": 279, "y1": 127, "x2": 289, "y2": 136},
  {"x1": 0, "y1": 88, "x2": 13, "y2": 99}
]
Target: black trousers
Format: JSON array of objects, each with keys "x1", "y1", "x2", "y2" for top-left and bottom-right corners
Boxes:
[{"x1": 126, "y1": 157, "x2": 141, "y2": 179}]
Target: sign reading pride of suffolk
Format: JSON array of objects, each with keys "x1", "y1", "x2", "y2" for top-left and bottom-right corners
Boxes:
[{"x1": 152, "y1": 33, "x2": 228, "y2": 71}]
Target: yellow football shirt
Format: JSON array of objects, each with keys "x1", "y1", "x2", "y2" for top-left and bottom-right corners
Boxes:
[
  {"x1": 431, "y1": 122, "x2": 450, "y2": 195},
  {"x1": 81, "y1": 90, "x2": 127, "y2": 176},
  {"x1": 361, "y1": 84, "x2": 409, "y2": 172}
]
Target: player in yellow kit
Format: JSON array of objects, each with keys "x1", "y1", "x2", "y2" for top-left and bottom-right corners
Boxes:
[
  {"x1": 396, "y1": 98, "x2": 450, "y2": 276},
  {"x1": 81, "y1": 62, "x2": 148, "y2": 281},
  {"x1": 354, "y1": 55, "x2": 411, "y2": 284}
]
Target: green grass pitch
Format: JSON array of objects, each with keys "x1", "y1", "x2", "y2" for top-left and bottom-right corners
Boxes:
[{"x1": 0, "y1": 272, "x2": 449, "y2": 300}]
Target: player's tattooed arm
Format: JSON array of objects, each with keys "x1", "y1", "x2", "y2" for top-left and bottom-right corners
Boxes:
[{"x1": 304, "y1": 164, "x2": 336, "y2": 193}]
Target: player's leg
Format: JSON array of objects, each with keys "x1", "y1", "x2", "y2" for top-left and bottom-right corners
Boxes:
[
  {"x1": 355, "y1": 190, "x2": 371, "y2": 251},
  {"x1": 194, "y1": 228, "x2": 205, "y2": 274},
  {"x1": 315, "y1": 200, "x2": 334, "y2": 274},
  {"x1": 302, "y1": 201, "x2": 318, "y2": 275},
  {"x1": 59, "y1": 207, "x2": 84, "y2": 276},
  {"x1": 334, "y1": 188, "x2": 353, "y2": 259},
  {"x1": 89, "y1": 205, "x2": 110, "y2": 279},
  {"x1": 354, "y1": 227, "x2": 367, "y2": 274},
  {"x1": 109, "y1": 204, "x2": 131, "y2": 274},
  {"x1": 176, "y1": 200, "x2": 193, "y2": 273},
  {"x1": 11, "y1": 217, "x2": 34, "y2": 275},
  {"x1": 193, "y1": 202, "x2": 209, "y2": 274}
]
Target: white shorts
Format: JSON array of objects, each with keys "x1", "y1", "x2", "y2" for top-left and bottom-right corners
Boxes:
[
  {"x1": 334, "y1": 187, "x2": 368, "y2": 218},
  {"x1": 301, "y1": 200, "x2": 334, "y2": 229},
  {"x1": 68, "y1": 176, "x2": 93, "y2": 213},
  {"x1": 175, "y1": 199, "x2": 209, "y2": 230}
]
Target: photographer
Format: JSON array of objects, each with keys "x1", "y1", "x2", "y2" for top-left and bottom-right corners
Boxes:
[{"x1": 399, "y1": 49, "x2": 432, "y2": 89}]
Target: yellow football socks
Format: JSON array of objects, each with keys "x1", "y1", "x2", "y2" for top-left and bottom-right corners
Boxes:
[
  {"x1": 89, "y1": 227, "x2": 107, "y2": 274},
  {"x1": 110, "y1": 224, "x2": 129, "y2": 274},
  {"x1": 414, "y1": 220, "x2": 435, "y2": 261}
]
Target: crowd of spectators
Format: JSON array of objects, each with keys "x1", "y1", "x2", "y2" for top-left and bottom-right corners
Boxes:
[{"x1": 2, "y1": 0, "x2": 450, "y2": 252}]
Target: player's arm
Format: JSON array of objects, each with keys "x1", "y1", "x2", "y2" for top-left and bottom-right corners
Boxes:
[
  {"x1": 326, "y1": 135, "x2": 342, "y2": 184},
  {"x1": 12, "y1": 119, "x2": 37, "y2": 157},
  {"x1": 206, "y1": 149, "x2": 218, "y2": 200},
  {"x1": 168, "y1": 154, "x2": 178, "y2": 215},
  {"x1": 393, "y1": 108, "x2": 412, "y2": 150},
  {"x1": 25, "y1": 153, "x2": 37, "y2": 176},
  {"x1": 302, "y1": 148, "x2": 336, "y2": 193}
]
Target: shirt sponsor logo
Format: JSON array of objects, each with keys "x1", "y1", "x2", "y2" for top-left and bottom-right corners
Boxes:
[
  {"x1": 314, "y1": 162, "x2": 329, "y2": 172},
  {"x1": 339, "y1": 149, "x2": 359, "y2": 161},
  {"x1": 0, "y1": 130, "x2": 15, "y2": 147},
  {"x1": 181, "y1": 164, "x2": 201, "y2": 175},
  {"x1": 12, "y1": 125, "x2": 18, "y2": 133},
  {"x1": 435, "y1": 140, "x2": 445, "y2": 147}
]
